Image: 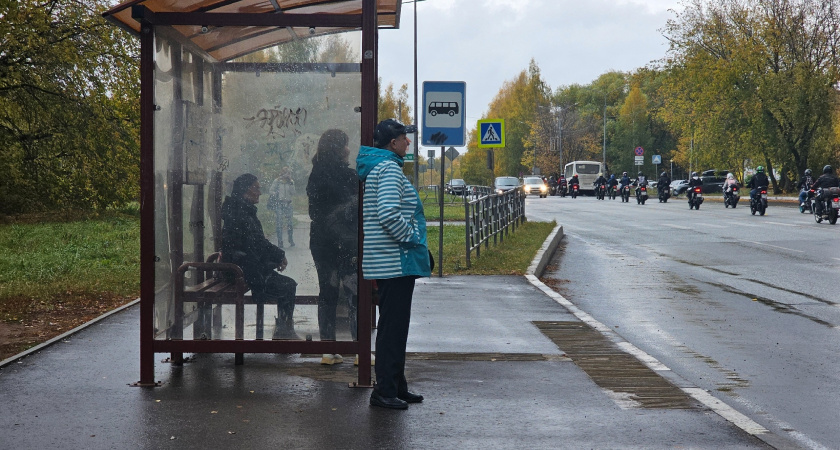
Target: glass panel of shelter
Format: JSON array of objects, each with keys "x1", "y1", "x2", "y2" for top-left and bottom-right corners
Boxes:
[{"x1": 153, "y1": 27, "x2": 362, "y2": 343}]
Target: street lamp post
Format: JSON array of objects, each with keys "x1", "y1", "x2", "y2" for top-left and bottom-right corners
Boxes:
[
  {"x1": 407, "y1": 0, "x2": 425, "y2": 188},
  {"x1": 602, "y1": 95, "x2": 607, "y2": 170}
]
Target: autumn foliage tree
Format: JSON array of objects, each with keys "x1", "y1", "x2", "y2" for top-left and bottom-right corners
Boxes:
[
  {"x1": 0, "y1": 0, "x2": 140, "y2": 214},
  {"x1": 660, "y1": 0, "x2": 840, "y2": 191}
]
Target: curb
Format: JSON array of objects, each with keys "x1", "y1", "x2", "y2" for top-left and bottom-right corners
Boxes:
[
  {"x1": 0, "y1": 298, "x2": 140, "y2": 369},
  {"x1": 527, "y1": 223, "x2": 564, "y2": 277}
]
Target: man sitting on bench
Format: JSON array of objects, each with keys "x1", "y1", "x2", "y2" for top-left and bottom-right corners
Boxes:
[{"x1": 222, "y1": 173, "x2": 299, "y2": 340}]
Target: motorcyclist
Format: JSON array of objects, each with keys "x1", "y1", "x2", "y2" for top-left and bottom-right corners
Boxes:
[
  {"x1": 568, "y1": 174, "x2": 580, "y2": 194},
  {"x1": 657, "y1": 171, "x2": 671, "y2": 190},
  {"x1": 796, "y1": 169, "x2": 815, "y2": 207},
  {"x1": 548, "y1": 175, "x2": 557, "y2": 195},
  {"x1": 618, "y1": 171, "x2": 631, "y2": 196},
  {"x1": 687, "y1": 172, "x2": 703, "y2": 202},
  {"x1": 747, "y1": 166, "x2": 769, "y2": 202},
  {"x1": 593, "y1": 172, "x2": 607, "y2": 186},
  {"x1": 619, "y1": 171, "x2": 631, "y2": 188},
  {"x1": 632, "y1": 171, "x2": 648, "y2": 197},
  {"x1": 722, "y1": 173, "x2": 739, "y2": 201},
  {"x1": 607, "y1": 174, "x2": 618, "y2": 195},
  {"x1": 811, "y1": 165, "x2": 840, "y2": 214}
]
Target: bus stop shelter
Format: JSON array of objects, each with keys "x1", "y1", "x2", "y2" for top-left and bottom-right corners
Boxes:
[{"x1": 102, "y1": 0, "x2": 405, "y2": 387}]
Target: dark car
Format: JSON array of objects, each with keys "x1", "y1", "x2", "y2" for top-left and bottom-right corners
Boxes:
[
  {"x1": 448, "y1": 178, "x2": 467, "y2": 195},
  {"x1": 700, "y1": 170, "x2": 731, "y2": 193}
]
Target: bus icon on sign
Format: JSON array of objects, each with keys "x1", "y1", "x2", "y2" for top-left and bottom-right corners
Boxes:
[{"x1": 428, "y1": 102, "x2": 459, "y2": 117}]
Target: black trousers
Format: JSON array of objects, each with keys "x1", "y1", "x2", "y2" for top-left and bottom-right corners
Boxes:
[
  {"x1": 251, "y1": 272, "x2": 297, "y2": 321},
  {"x1": 374, "y1": 276, "x2": 416, "y2": 398},
  {"x1": 312, "y1": 243, "x2": 358, "y2": 341}
]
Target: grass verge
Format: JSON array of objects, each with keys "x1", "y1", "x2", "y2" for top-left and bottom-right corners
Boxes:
[
  {"x1": 423, "y1": 200, "x2": 471, "y2": 221},
  {"x1": 0, "y1": 212, "x2": 140, "y2": 323},
  {"x1": 427, "y1": 220, "x2": 557, "y2": 275}
]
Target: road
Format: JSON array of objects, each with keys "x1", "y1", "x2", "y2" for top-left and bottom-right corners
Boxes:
[{"x1": 528, "y1": 193, "x2": 840, "y2": 450}]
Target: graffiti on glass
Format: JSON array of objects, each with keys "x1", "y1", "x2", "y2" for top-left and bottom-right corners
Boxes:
[{"x1": 243, "y1": 106, "x2": 307, "y2": 138}]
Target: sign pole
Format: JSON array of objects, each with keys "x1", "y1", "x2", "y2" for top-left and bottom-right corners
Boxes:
[{"x1": 439, "y1": 146, "x2": 445, "y2": 278}]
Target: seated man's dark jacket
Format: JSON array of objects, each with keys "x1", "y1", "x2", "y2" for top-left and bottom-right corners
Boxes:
[{"x1": 221, "y1": 195, "x2": 286, "y2": 287}]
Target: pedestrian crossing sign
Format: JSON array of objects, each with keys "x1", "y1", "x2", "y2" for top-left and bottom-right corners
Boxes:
[{"x1": 478, "y1": 119, "x2": 505, "y2": 148}]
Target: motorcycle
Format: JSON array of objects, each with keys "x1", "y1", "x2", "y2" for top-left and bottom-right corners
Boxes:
[
  {"x1": 620, "y1": 185, "x2": 631, "y2": 203},
  {"x1": 799, "y1": 188, "x2": 814, "y2": 213},
  {"x1": 559, "y1": 180, "x2": 567, "y2": 197},
  {"x1": 549, "y1": 183, "x2": 558, "y2": 196},
  {"x1": 636, "y1": 185, "x2": 648, "y2": 205},
  {"x1": 658, "y1": 185, "x2": 671, "y2": 203},
  {"x1": 608, "y1": 185, "x2": 617, "y2": 200},
  {"x1": 723, "y1": 185, "x2": 740, "y2": 208},
  {"x1": 595, "y1": 183, "x2": 606, "y2": 200},
  {"x1": 688, "y1": 186, "x2": 703, "y2": 210},
  {"x1": 749, "y1": 186, "x2": 768, "y2": 216},
  {"x1": 812, "y1": 187, "x2": 840, "y2": 225},
  {"x1": 570, "y1": 184, "x2": 579, "y2": 199}
]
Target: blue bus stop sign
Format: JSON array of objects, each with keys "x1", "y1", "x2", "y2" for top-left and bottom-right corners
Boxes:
[{"x1": 422, "y1": 81, "x2": 466, "y2": 146}]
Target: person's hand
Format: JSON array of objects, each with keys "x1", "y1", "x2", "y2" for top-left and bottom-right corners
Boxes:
[{"x1": 278, "y1": 257, "x2": 288, "y2": 272}]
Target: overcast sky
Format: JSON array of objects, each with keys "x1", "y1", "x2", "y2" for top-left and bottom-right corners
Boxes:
[{"x1": 377, "y1": 0, "x2": 682, "y2": 146}]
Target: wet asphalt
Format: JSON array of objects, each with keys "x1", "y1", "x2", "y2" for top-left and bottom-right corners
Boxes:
[{"x1": 0, "y1": 225, "x2": 795, "y2": 449}]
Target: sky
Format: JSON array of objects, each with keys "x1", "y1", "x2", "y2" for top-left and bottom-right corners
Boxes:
[{"x1": 377, "y1": 0, "x2": 683, "y2": 151}]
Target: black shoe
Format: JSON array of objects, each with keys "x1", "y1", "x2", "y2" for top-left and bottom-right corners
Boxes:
[
  {"x1": 272, "y1": 317, "x2": 300, "y2": 340},
  {"x1": 370, "y1": 391, "x2": 408, "y2": 410},
  {"x1": 397, "y1": 391, "x2": 424, "y2": 403}
]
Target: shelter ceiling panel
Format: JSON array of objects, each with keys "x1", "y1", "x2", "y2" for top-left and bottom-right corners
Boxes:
[{"x1": 104, "y1": 0, "x2": 401, "y2": 38}]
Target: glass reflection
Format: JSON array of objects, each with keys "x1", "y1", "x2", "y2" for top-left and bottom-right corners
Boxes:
[{"x1": 152, "y1": 28, "x2": 361, "y2": 342}]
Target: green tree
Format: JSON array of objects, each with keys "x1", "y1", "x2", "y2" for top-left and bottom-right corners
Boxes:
[
  {"x1": 661, "y1": 0, "x2": 840, "y2": 192},
  {"x1": 0, "y1": 0, "x2": 140, "y2": 214}
]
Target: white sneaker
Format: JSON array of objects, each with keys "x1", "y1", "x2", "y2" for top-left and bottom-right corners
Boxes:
[
  {"x1": 354, "y1": 354, "x2": 375, "y2": 366},
  {"x1": 321, "y1": 354, "x2": 344, "y2": 365}
]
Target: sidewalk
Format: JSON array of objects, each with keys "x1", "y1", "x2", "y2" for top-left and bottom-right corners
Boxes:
[{"x1": 0, "y1": 227, "x2": 792, "y2": 449}]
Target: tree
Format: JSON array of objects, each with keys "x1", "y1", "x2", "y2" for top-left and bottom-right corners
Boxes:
[
  {"x1": 0, "y1": 0, "x2": 140, "y2": 214},
  {"x1": 377, "y1": 80, "x2": 411, "y2": 124},
  {"x1": 661, "y1": 0, "x2": 840, "y2": 192}
]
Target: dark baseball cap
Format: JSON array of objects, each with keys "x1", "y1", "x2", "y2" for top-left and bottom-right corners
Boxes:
[{"x1": 374, "y1": 119, "x2": 417, "y2": 148}]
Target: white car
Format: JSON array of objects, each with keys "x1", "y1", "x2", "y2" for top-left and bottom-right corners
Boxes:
[{"x1": 522, "y1": 176, "x2": 548, "y2": 198}]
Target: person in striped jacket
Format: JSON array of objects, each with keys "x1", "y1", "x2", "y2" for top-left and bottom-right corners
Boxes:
[{"x1": 356, "y1": 119, "x2": 431, "y2": 410}]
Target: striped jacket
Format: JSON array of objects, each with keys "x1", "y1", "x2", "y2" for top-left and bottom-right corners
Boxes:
[{"x1": 356, "y1": 145, "x2": 431, "y2": 279}]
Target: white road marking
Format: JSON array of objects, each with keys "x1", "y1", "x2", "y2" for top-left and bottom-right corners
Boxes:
[
  {"x1": 683, "y1": 388, "x2": 769, "y2": 435},
  {"x1": 664, "y1": 224, "x2": 691, "y2": 230},
  {"x1": 525, "y1": 274, "x2": 771, "y2": 438}
]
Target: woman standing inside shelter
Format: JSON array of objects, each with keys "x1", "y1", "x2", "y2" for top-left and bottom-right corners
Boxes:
[{"x1": 307, "y1": 129, "x2": 359, "y2": 365}]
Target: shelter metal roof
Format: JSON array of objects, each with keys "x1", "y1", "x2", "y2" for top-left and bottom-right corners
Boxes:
[{"x1": 103, "y1": 0, "x2": 404, "y2": 62}]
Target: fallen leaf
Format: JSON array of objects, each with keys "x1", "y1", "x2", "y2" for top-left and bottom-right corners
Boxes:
[
  {"x1": 211, "y1": 411, "x2": 218, "y2": 414},
  {"x1": 228, "y1": 431, "x2": 236, "y2": 435}
]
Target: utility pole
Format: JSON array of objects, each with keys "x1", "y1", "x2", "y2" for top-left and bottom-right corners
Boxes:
[{"x1": 602, "y1": 95, "x2": 607, "y2": 170}]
